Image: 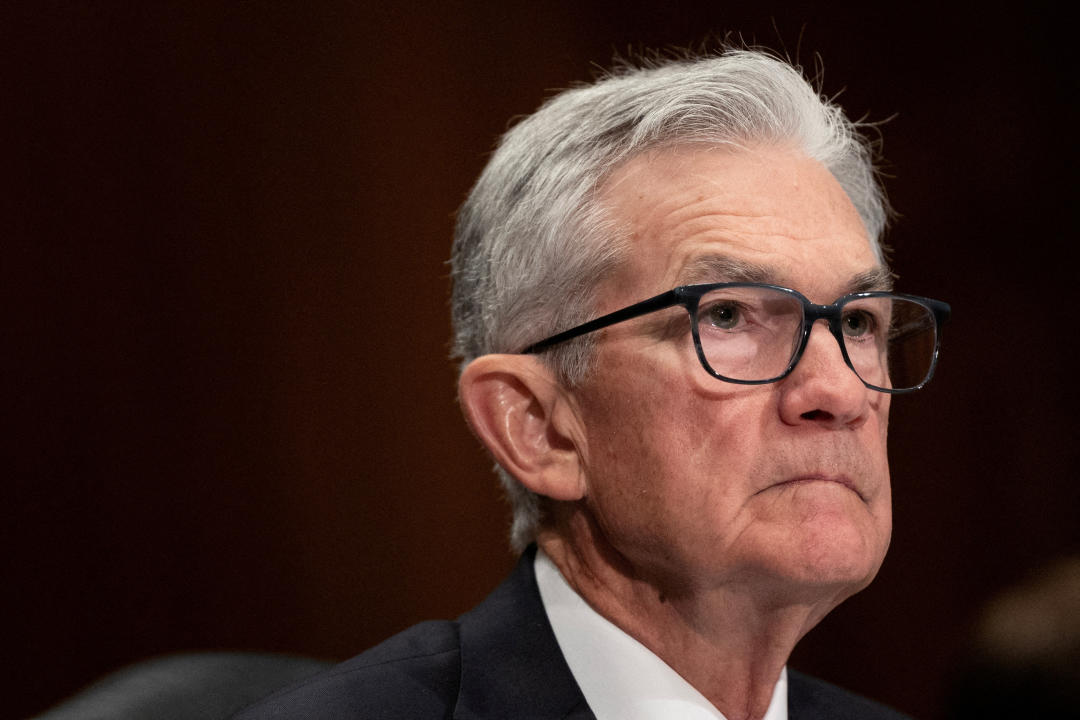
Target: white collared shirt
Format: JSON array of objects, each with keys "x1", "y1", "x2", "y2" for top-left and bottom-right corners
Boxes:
[{"x1": 534, "y1": 549, "x2": 788, "y2": 720}]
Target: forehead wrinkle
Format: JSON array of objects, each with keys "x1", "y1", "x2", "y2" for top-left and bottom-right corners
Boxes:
[
  {"x1": 640, "y1": 202, "x2": 794, "y2": 282},
  {"x1": 651, "y1": 192, "x2": 786, "y2": 235},
  {"x1": 644, "y1": 189, "x2": 854, "y2": 269}
]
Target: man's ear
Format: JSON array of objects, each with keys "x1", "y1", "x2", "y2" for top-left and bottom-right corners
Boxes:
[{"x1": 458, "y1": 354, "x2": 586, "y2": 502}]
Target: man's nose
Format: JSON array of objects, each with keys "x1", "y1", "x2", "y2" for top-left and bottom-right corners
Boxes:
[{"x1": 776, "y1": 319, "x2": 871, "y2": 428}]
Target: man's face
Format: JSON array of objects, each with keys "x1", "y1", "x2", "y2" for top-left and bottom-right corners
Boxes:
[{"x1": 571, "y1": 144, "x2": 892, "y2": 603}]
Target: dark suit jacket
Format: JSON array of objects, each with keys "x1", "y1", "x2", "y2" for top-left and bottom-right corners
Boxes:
[{"x1": 233, "y1": 547, "x2": 910, "y2": 719}]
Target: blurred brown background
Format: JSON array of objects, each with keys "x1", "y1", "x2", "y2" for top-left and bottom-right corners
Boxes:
[{"x1": 6, "y1": 3, "x2": 1077, "y2": 718}]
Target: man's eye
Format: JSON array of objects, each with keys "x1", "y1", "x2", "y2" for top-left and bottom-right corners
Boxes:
[
  {"x1": 705, "y1": 302, "x2": 742, "y2": 330},
  {"x1": 842, "y1": 310, "x2": 875, "y2": 337}
]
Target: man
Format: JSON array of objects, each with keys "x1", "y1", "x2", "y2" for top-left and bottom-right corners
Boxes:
[{"x1": 235, "y1": 48, "x2": 948, "y2": 720}]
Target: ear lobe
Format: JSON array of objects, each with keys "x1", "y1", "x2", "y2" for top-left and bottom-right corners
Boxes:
[{"x1": 458, "y1": 355, "x2": 586, "y2": 502}]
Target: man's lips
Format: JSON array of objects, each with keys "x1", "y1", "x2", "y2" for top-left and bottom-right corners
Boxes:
[{"x1": 758, "y1": 474, "x2": 866, "y2": 501}]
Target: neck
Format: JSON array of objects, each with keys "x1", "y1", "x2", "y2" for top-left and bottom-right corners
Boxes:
[{"x1": 537, "y1": 510, "x2": 843, "y2": 720}]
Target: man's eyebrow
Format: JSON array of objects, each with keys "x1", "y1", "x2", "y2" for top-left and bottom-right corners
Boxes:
[
  {"x1": 679, "y1": 254, "x2": 896, "y2": 292},
  {"x1": 849, "y1": 266, "x2": 895, "y2": 293},
  {"x1": 678, "y1": 255, "x2": 774, "y2": 285}
]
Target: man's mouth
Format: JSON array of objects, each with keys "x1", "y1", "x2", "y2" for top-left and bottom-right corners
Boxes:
[{"x1": 762, "y1": 474, "x2": 865, "y2": 501}]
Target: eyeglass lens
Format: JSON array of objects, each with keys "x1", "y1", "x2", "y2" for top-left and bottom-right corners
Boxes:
[{"x1": 694, "y1": 287, "x2": 938, "y2": 390}]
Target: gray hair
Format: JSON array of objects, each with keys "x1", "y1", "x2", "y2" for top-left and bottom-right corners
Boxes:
[{"x1": 450, "y1": 49, "x2": 888, "y2": 551}]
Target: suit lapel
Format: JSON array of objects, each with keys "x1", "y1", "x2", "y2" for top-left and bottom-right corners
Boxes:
[{"x1": 453, "y1": 546, "x2": 595, "y2": 720}]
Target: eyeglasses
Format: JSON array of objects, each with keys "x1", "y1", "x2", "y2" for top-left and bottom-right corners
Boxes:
[{"x1": 521, "y1": 283, "x2": 951, "y2": 393}]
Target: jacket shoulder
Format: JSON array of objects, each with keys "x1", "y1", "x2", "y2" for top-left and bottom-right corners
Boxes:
[
  {"x1": 788, "y1": 670, "x2": 912, "y2": 720},
  {"x1": 231, "y1": 620, "x2": 462, "y2": 719}
]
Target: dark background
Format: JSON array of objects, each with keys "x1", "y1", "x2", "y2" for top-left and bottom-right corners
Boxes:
[{"x1": 7, "y1": 3, "x2": 1077, "y2": 718}]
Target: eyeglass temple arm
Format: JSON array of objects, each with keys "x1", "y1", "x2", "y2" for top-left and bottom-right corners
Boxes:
[{"x1": 521, "y1": 289, "x2": 680, "y2": 354}]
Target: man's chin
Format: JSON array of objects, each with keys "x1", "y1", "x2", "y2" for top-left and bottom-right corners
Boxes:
[
  {"x1": 756, "y1": 482, "x2": 890, "y2": 578},
  {"x1": 804, "y1": 540, "x2": 886, "y2": 599},
  {"x1": 747, "y1": 521, "x2": 888, "y2": 604}
]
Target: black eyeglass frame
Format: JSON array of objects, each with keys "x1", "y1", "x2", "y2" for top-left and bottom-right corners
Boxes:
[{"x1": 521, "y1": 282, "x2": 951, "y2": 394}]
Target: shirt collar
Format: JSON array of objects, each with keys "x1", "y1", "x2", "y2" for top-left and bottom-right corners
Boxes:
[{"x1": 534, "y1": 548, "x2": 788, "y2": 720}]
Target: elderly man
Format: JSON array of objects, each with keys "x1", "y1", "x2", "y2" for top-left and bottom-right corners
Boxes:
[{"x1": 236, "y1": 49, "x2": 948, "y2": 720}]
